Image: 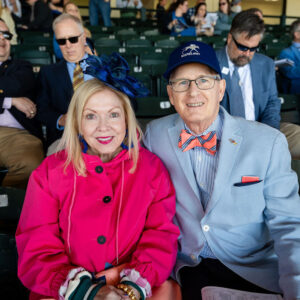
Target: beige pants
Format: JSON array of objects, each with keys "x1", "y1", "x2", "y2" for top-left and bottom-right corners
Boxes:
[
  {"x1": 0, "y1": 127, "x2": 44, "y2": 189},
  {"x1": 280, "y1": 122, "x2": 300, "y2": 160}
]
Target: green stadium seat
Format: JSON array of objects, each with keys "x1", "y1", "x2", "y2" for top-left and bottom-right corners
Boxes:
[
  {"x1": 136, "y1": 96, "x2": 175, "y2": 118},
  {"x1": 279, "y1": 94, "x2": 300, "y2": 125},
  {"x1": 125, "y1": 39, "x2": 153, "y2": 55},
  {"x1": 14, "y1": 50, "x2": 53, "y2": 73}
]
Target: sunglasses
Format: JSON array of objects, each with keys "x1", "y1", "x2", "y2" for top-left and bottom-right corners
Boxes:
[
  {"x1": 219, "y1": 2, "x2": 227, "y2": 6},
  {"x1": 232, "y1": 35, "x2": 259, "y2": 52},
  {"x1": 0, "y1": 30, "x2": 13, "y2": 41},
  {"x1": 56, "y1": 33, "x2": 82, "y2": 46}
]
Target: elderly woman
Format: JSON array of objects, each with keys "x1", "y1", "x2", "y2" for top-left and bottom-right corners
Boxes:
[{"x1": 16, "y1": 59, "x2": 180, "y2": 299}]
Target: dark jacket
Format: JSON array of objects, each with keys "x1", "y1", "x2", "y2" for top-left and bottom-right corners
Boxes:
[
  {"x1": 0, "y1": 58, "x2": 43, "y2": 139},
  {"x1": 36, "y1": 60, "x2": 73, "y2": 145}
]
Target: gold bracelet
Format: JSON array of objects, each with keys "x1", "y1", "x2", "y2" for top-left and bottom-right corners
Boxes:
[{"x1": 117, "y1": 283, "x2": 139, "y2": 300}]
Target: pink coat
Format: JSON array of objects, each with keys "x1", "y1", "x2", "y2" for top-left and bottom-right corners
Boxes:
[{"x1": 16, "y1": 147, "x2": 179, "y2": 298}]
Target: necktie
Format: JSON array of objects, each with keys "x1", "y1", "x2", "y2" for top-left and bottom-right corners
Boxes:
[
  {"x1": 230, "y1": 66, "x2": 245, "y2": 118},
  {"x1": 73, "y1": 62, "x2": 84, "y2": 91},
  {"x1": 178, "y1": 129, "x2": 217, "y2": 155}
]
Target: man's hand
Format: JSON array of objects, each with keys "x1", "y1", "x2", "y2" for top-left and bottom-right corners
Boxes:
[
  {"x1": 58, "y1": 114, "x2": 67, "y2": 127},
  {"x1": 94, "y1": 285, "x2": 129, "y2": 300},
  {"x1": 12, "y1": 97, "x2": 36, "y2": 119}
]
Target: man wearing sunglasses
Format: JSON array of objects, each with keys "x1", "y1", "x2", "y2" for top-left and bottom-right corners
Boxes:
[
  {"x1": 36, "y1": 14, "x2": 94, "y2": 153},
  {"x1": 216, "y1": 10, "x2": 300, "y2": 159},
  {"x1": 0, "y1": 18, "x2": 44, "y2": 188}
]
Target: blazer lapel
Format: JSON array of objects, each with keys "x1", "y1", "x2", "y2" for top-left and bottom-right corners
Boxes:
[
  {"x1": 58, "y1": 60, "x2": 73, "y2": 99},
  {"x1": 206, "y1": 108, "x2": 243, "y2": 213},
  {"x1": 168, "y1": 116, "x2": 200, "y2": 199}
]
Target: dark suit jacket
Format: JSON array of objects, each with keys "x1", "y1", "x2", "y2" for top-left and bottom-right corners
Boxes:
[
  {"x1": 0, "y1": 59, "x2": 43, "y2": 139},
  {"x1": 216, "y1": 48, "x2": 281, "y2": 129},
  {"x1": 28, "y1": 0, "x2": 53, "y2": 32},
  {"x1": 36, "y1": 60, "x2": 73, "y2": 145}
]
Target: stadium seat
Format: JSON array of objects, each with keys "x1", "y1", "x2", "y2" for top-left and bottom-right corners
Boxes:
[
  {"x1": 14, "y1": 50, "x2": 53, "y2": 73},
  {"x1": 0, "y1": 187, "x2": 25, "y2": 224},
  {"x1": 279, "y1": 94, "x2": 300, "y2": 125},
  {"x1": 116, "y1": 28, "x2": 139, "y2": 41},
  {"x1": 125, "y1": 38, "x2": 153, "y2": 55},
  {"x1": 0, "y1": 168, "x2": 8, "y2": 186},
  {"x1": 136, "y1": 96, "x2": 175, "y2": 118}
]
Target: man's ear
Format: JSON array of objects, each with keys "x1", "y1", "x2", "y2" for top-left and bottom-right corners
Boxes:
[
  {"x1": 167, "y1": 84, "x2": 174, "y2": 106},
  {"x1": 218, "y1": 79, "x2": 226, "y2": 103}
]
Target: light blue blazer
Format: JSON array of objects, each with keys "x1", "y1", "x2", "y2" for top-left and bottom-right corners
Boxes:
[
  {"x1": 216, "y1": 48, "x2": 281, "y2": 129},
  {"x1": 143, "y1": 107, "x2": 300, "y2": 300}
]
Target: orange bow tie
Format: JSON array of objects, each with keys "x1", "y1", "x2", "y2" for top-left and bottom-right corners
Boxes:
[{"x1": 178, "y1": 129, "x2": 217, "y2": 155}]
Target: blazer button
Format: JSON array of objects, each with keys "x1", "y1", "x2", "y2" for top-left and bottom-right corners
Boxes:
[
  {"x1": 103, "y1": 196, "x2": 111, "y2": 203},
  {"x1": 95, "y1": 166, "x2": 103, "y2": 173},
  {"x1": 97, "y1": 235, "x2": 106, "y2": 244}
]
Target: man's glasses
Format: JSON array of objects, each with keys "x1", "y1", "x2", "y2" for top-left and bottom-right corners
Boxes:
[
  {"x1": 169, "y1": 75, "x2": 221, "y2": 92},
  {"x1": 0, "y1": 30, "x2": 13, "y2": 41},
  {"x1": 232, "y1": 35, "x2": 259, "y2": 52},
  {"x1": 219, "y1": 2, "x2": 227, "y2": 6},
  {"x1": 56, "y1": 33, "x2": 83, "y2": 46}
]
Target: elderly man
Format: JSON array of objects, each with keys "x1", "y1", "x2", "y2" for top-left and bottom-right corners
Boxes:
[
  {"x1": 216, "y1": 10, "x2": 300, "y2": 159},
  {"x1": 0, "y1": 18, "x2": 44, "y2": 188},
  {"x1": 36, "y1": 13, "x2": 93, "y2": 153},
  {"x1": 279, "y1": 19, "x2": 300, "y2": 94},
  {"x1": 143, "y1": 40, "x2": 300, "y2": 300}
]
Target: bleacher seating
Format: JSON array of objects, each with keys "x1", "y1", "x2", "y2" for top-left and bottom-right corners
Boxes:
[{"x1": 279, "y1": 94, "x2": 300, "y2": 125}]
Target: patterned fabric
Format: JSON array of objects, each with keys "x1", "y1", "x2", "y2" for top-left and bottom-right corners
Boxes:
[
  {"x1": 72, "y1": 63, "x2": 84, "y2": 91},
  {"x1": 120, "y1": 269, "x2": 151, "y2": 297},
  {"x1": 178, "y1": 130, "x2": 217, "y2": 155}
]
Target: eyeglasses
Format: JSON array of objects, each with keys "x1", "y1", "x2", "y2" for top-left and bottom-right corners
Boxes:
[
  {"x1": 219, "y1": 2, "x2": 227, "y2": 6},
  {"x1": 169, "y1": 75, "x2": 221, "y2": 92},
  {"x1": 0, "y1": 30, "x2": 13, "y2": 41},
  {"x1": 56, "y1": 33, "x2": 83, "y2": 46},
  {"x1": 232, "y1": 35, "x2": 259, "y2": 52}
]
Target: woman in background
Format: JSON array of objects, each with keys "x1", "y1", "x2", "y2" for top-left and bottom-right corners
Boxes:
[
  {"x1": 166, "y1": 0, "x2": 196, "y2": 37},
  {"x1": 191, "y1": 2, "x2": 214, "y2": 36},
  {"x1": 215, "y1": 0, "x2": 235, "y2": 33}
]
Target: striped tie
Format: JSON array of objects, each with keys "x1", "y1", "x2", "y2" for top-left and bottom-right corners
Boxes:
[
  {"x1": 73, "y1": 62, "x2": 84, "y2": 91},
  {"x1": 178, "y1": 129, "x2": 217, "y2": 155}
]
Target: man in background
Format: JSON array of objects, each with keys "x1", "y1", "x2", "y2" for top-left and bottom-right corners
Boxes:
[
  {"x1": 0, "y1": 18, "x2": 44, "y2": 188},
  {"x1": 216, "y1": 10, "x2": 300, "y2": 159}
]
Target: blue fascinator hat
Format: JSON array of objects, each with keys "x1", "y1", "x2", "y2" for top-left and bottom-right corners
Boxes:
[{"x1": 81, "y1": 53, "x2": 149, "y2": 99}]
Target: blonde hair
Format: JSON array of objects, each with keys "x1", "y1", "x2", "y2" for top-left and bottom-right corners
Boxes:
[{"x1": 57, "y1": 79, "x2": 142, "y2": 176}]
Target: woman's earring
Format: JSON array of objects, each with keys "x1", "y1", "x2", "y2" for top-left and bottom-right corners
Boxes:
[
  {"x1": 121, "y1": 130, "x2": 129, "y2": 150},
  {"x1": 79, "y1": 134, "x2": 89, "y2": 153}
]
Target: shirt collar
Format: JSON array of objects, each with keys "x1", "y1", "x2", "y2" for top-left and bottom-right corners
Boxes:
[
  {"x1": 184, "y1": 109, "x2": 224, "y2": 141},
  {"x1": 67, "y1": 53, "x2": 89, "y2": 67}
]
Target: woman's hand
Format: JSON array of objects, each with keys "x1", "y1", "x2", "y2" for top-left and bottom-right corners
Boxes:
[
  {"x1": 95, "y1": 263, "x2": 126, "y2": 286},
  {"x1": 94, "y1": 285, "x2": 129, "y2": 300}
]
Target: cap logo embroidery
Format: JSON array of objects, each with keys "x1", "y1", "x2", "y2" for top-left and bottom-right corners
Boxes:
[{"x1": 181, "y1": 44, "x2": 200, "y2": 58}]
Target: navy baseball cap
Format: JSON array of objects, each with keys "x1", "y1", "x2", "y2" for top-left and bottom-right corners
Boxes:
[{"x1": 163, "y1": 41, "x2": 222, "y2": 80}]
